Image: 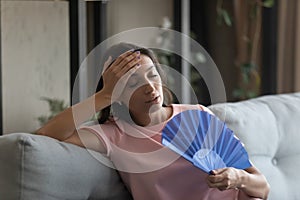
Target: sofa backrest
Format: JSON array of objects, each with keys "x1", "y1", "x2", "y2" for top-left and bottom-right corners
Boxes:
[
  {"x1": 209, "y1": 92, "x2": 300, "y2": 200},
  {"x1": 0, "y1": 133, "x2": 132, "y2": 200}
]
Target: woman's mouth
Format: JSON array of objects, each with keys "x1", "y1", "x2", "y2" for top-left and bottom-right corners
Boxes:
[{"x1": 145, "y1": 96, "x2": 160, "y2": 104}]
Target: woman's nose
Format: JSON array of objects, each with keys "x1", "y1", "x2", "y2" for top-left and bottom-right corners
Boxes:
[{"x1": 144, "y1": 81, "x2": 155, "y2": 94}]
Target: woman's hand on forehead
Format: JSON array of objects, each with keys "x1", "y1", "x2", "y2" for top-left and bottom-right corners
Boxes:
[{"x1": 101, "y1": 50, "x2": 141, "y2": 103}]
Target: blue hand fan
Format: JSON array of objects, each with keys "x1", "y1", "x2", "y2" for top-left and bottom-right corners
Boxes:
[{"x1": 161, "y1": 109, "x2": 252, "y2": 174}]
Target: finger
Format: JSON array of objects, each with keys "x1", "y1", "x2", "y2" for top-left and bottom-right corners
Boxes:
[
  {"x1": 207, "y1": 179, "x2": 230, "y2": 190},
  {"x1": 118, "y1": 57, "x2": 141, "y2": 75},
  {"x1": 207, "y1": 174, "x2": 224, "y2": 183},
  {"x1": 108, "y1": 51, "x2": 138, "y2": 75},
  {"x1": 217, "y1": 186, "x2": 228, "y2": 191},
  {"x1": 102, "y1": 56, "x2": 113, "y2": 74},
  {"x1": 113, "y1": 49, "x2": 135, "y2": 66},
  {"x1": 117, "y1": 51, "x2": 140, "y2": 70},
  {"x1": 210, "y1": 170, "x2": 217, "y2": 175},
  {"x1": 211, "y1": 168, "x2": 228, "y2": 175}
]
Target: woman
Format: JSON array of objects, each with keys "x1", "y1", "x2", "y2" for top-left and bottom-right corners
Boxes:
[{"x1": 36, "y1": 43, "x2": 270, "y2": 200}]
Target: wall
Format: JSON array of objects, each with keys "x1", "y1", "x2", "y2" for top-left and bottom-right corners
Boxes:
[
  {"x1": 1, "y1": 1, "x2": 70, "y2": 134},
  {"x1": 107, "y1": 0, "x2": 173, "y2": 41}
]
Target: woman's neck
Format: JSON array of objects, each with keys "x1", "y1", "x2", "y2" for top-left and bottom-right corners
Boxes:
[{"x1": 131, "y1": 106, "x2": 173, "y2": 127}]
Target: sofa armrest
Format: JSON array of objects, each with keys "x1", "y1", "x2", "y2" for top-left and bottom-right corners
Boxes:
[{"x1": 0, "y1": 132, "x2": 132, "y2": 200}]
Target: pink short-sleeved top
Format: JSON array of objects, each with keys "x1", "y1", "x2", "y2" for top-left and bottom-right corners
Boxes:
[{"x1": 79, "y1": 104, "x2": 259, "y2": 200}]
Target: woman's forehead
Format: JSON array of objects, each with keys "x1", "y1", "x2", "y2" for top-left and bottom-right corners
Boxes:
[
  {"x1": 140, "y1": 54, "x2": 154, "y2": 65},
  {"x1": 135, "y1": 55, "x2": 157, "y2": 74},
  {"x1": 128, "y1": 56, "x2": 157, "y2": 79}
]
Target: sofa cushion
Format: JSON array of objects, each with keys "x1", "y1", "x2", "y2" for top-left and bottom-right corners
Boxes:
[
  {"x1": 0, "y1": 133, "x2": 132, "y2": 200},
  {"x1": 209, "y1": 92, "x2": 300, "y2": 200}
]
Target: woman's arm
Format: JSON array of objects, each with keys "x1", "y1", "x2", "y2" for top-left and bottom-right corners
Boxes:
[
  {"x1": 35, "y1": 50, "x2": 140, "y2": 141},
  {"x1": 207, "y1": 166, "x2": 270, "y2": 199},
  {"x1": 35, "y1": 90, "x2": 111, "y2": 141},
  {"x1": 63, "y1": 129, "x2": 107, "y2": 153}
]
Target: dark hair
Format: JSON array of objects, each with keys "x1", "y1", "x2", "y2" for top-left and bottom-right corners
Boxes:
[{"x1": 96, "y1": 42, "x2": 173, "y2": 124}]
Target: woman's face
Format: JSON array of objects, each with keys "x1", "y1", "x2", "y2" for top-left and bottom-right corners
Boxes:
[{"x1": 120, "y1": 54, "x2": 164, "y2": 117}]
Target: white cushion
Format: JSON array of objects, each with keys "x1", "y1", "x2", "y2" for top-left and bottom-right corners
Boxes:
[
  {"x1": 209, "y1": 92, "x2": 300, "y2": 200},
  {"x1": 0, "y1": 133, "x2": 132, "y2": 200}
]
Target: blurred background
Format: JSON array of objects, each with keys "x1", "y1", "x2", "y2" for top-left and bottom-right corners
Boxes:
[{"x1": 0, "y1": 0, "x2": 299, "y2": 134}]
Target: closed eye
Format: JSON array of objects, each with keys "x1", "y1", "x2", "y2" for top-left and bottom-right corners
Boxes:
[
  {"x1": 128, "y1": 80, "x2": 139, "y2": 88},
  {"x1": 147, "y1": 69, "x2": 159, "y2": 78},
  {"x1": 127, "y1": 76, "x2": 139, "y2": 88},
  {"x1": 149, "y1": 74, "x2": 158, "y2": 78}
]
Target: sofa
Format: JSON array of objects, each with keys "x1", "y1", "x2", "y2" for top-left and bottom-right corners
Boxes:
[{"x1": 0, "y1": 92, "x2": 299, "y2": 200}]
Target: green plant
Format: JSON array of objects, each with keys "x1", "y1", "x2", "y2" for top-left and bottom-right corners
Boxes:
[
  {"x1": 217, "y1": 0, "x2": 274, "y2": 100},
  {"x1": 37, "y1": 97, "x2": 69, "y2": 126}
]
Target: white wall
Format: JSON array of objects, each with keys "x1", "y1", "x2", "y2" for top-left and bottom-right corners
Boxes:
[
  {"x1": 107, "y1": 0, "x2": 173, "y2": 40},
  {"x1": 1, "y1": 1, "x2": 70, "y2": 134}
]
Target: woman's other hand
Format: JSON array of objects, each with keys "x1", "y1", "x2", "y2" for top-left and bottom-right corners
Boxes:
[
  {"x1": 206, "y1": 167, "x2": 241, "y2": 191},
  {"x1": 207, "y1": 166, "x2": 270, "y2": 199}
]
